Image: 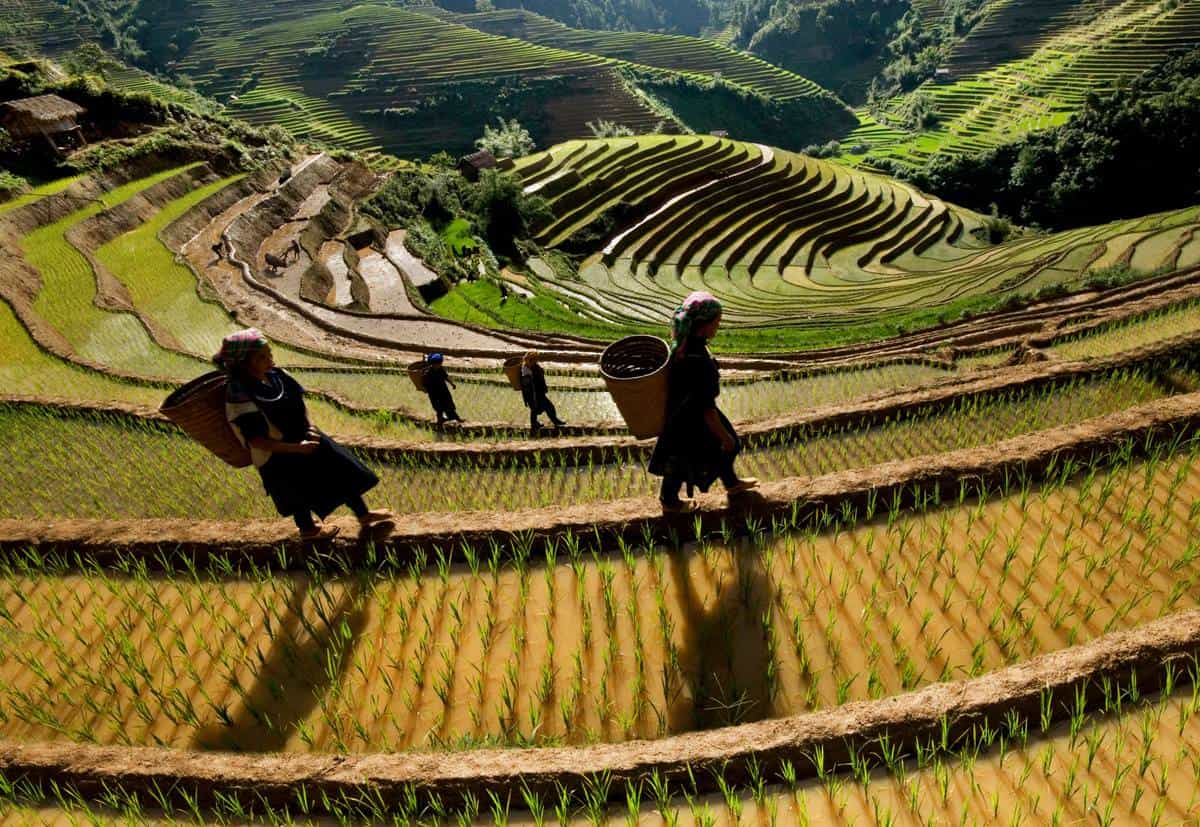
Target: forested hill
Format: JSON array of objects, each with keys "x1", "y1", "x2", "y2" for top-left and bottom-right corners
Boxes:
[
  {"x1": 908, "y1": 47, "x2": 1200, "y2": 231},
  {"x1": 432, "y1": 0, "x2": 716, "y2": 35},
  {"x1": 728, "y1": 0, "x2": 911, "y2": 102}
]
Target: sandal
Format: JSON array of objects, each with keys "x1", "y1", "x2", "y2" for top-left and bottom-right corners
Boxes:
[
  {"x1": 726, "y1": 478, "x2": 760, "y2": 495},
  {"x1": 358, "y1": 509, "x2": 395, "y2": 526},
  {"x1": 299, "y1": 524, "x2": 340, "y2": 540}
]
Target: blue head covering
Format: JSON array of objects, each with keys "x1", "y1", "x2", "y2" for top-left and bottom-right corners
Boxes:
[{"x1": 427, "y1": 353, "x2": 444, "y2": 362}]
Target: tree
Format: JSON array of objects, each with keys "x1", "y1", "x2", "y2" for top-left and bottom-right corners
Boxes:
[
  {"x1": 475, "y1": 117, "x2": 534, "y2": 158},
  {"x1": 472, "y1": 169, "x2": 551, "y2": 261}
]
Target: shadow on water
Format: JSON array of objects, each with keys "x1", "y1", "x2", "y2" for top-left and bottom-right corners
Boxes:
[
  {"x1": 191, "y1": 574, "x2": 370, "y2": 752},
  {"x1": 666, "y1": 526, "x2": 775, "y2": 734}
]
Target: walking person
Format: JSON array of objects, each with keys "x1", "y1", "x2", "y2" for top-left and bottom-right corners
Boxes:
[
  {"x1": 648, "y1": 292, "x2": 757, "y2": 513},
  {"x1": 520, "y1": 350, "x2": 566, "y2": 434},
  {"x1": 215, "y1": 329, "x2": 393, "y2": 539},
  {"x1": 423, "y1": 352, "x2": 463, "y2": 425}
]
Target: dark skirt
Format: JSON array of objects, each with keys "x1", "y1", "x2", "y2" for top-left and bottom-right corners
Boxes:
[
  {"x1": 258, "y1": 434, "x2": 379, "y2": 518},
  {"x1": 428, "y1": 386, "x2": 455, "y2": 413},
  {"x1": 648, "y1": 408, "x2": 740, "y2": 493}
]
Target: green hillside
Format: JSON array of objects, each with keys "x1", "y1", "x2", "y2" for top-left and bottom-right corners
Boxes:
[
  {"x1": 184, "y1": 3, "x2": 849, "y2": 158},
  {"x1": 0, "y1": 0, "x2": 849, "y2": 159},
  {"x1": 430, "y1": 135, "x2": 1200, "y2": 348},
  {"x1": 846, "y1": 0, "x2": 1200, "y2": 168},
  {"x1": 420, "y1": 7, "x2": 830, "y2": 101}
]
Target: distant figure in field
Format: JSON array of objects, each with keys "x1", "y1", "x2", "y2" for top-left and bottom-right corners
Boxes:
[
  {"x1": 648, "y1": 291, "x2": 757, "y2": 514},
  {"x1": 210, "y1": 236, "x2": 231, "y2": 264},
  {"x1": 498, "y1": 281, "x2": 509, "y2": 305},
  {"x1": 216, "y1": 329, "x2": 393, "y2": 539},
  {"x1": 423, "y1": 352, "x2": 463, "y2": 425},
  {"x1": 263, "y1": 240, "x2": 301, "y2": 275},
  {"x1": 520, "y1": 350, "x2": 566, "y2": 434}
]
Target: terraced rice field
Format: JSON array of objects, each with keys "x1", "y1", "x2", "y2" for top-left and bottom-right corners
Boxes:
[
  {"x1": 0, "y1": 364, "x2": 1174, "y2": 518},
  {"x1": 157, "y1": 1, "x2": 830, "y2": 157},
  {"x1": 18, "y1": 165, "x2": 207, "y2": 379},
  {"x1": 509, "y1": 136, "x2": 1200, "y2": 330},
  {"x1": 420, "y1": 7, "x2": 828, "y2": 101},
  {"x1": 0, "y1": 177, "x2": 82, "y2": 216},
  {"x1": 0, "y1": 0, "x2": 94, "y2": 56},
  {"x1": 6, "y1": 106, "x2": 1200, "y2": 826},
  {"x1": 852, "y1": 0, "x2": 1200, "y2": 166},
  {"x1": 0, "y1": 166, "x2": 986, "y2": 434},
  {"x1": 1, "y1": 430, "x2": 1198, "y2": 752},
  {"x1": 5, "y1": 674, "x2": 1200, "y2": 823}
]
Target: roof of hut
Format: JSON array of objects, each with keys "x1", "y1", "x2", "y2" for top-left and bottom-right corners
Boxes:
[
  {"x1": 459, "y1": 149, "x2": 498, "y2": 170},
  {"x1": 1, "y1": 94, "x2": 86, "y2": 122}
]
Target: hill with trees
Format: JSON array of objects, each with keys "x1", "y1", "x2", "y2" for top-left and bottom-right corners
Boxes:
[
  {"x1": 0, "y1": 1, "x2": 852, "y2": 159},
  {"x1": 907, "y1": 47, "x2": 1200, "y2": 230}
]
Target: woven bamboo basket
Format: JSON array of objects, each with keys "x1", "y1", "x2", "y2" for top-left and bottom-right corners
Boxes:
[
  {"x1": 160, "y1": 372, "x2": 252, "y2": 468},
  {"x1": 600, "y1": 335, "x2": 669, "y2": 439},
  {"x1": 503, "y1": 355, "x2": 524, "y2": 390},
  {"x1": 407, "y1": 360, "x2": 428, "y2": 391}
]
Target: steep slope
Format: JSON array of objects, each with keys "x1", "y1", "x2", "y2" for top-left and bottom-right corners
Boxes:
[{"x1": 847, "y1": 0, "x2": 1200, "y2": 167}]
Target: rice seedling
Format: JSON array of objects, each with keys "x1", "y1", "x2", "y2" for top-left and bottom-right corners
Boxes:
[
  {"x1": 19, "y1": 166, "x2": 208, "y2": 379},
  {"x1": 0, "y1": 433, "x2": 1197, "y2": 754},
  {"x1": 0, "y1": 363, "x2": 1173, "y2": 519}
]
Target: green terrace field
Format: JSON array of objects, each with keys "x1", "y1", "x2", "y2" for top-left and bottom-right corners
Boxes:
[
  {"x1": 9, "y1": 146, "x2": 1200, "y2": 826},
  {"x1": 98, "y1": 65, "x2": 222, "y2": 111},
  {"x1": 3, "y1": 166, "x2": 966, "y2": 433},
  {"x1": 150, "y1": 1, "x2": 844, "y2": 158},
  {"x1": 0, "y1": 0, "x2": 94, "y2": 57},
  {"x1": 0, "y1": 363, "x2": 1173, "y2": 518},
  {"x1": 417, "y1": 7, "x2": 828, "y2": 101},
  {"x1": 848, "y1": 0, "x2": 1200, "y2": 167},
  {"x1": 449, "y1": 136, "x2": 1200, "y2": 345}
]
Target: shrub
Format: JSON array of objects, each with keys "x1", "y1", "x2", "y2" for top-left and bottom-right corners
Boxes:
[
  {"x1": 587, "y1": 119, "x2": 635, "y2": 138},
  {"x1": 475, "y1": 117, "x2": 534, "y2": 158},
  {"x1": 0, "y1": 170, "x2": 27, "y2": 193},
  {"x1": 472, "y1": 168, "x2": 551, "y2": 261}
]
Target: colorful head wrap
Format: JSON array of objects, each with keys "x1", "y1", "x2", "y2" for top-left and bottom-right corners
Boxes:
[
  {"x1": 213, "y1": 328, "x2": 268, "y2": 372},
  {"x1": 669, "y1": 291, "x2": 722, "y2": 358},
  {"x1": 427, "y1": 352, "x2": 444, "y2": 362}
]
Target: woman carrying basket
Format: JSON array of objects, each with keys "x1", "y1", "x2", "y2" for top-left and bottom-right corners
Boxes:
[
  {"x1": 423, "y1": 353, "x2": 463, "y2": 425},
  {"x1": 648, "y1": 292, "x2": 757, "y2": 514},
  {"x1": 215, "y1": 329, "x2": 393, "y2": 539},
  {"x1": 521, "y1": 351, "x2": 566, "y2": 434}
]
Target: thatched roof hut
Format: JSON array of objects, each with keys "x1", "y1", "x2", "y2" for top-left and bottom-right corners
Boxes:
[
  {"x1": 1, "y1": 94, "x2": 87, "y2": 150},
  {"x1": 458, "y1": 149, "x2": 498, "y2": 181}
]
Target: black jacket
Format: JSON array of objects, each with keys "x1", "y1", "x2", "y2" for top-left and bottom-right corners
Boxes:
[{"x1": 647, "y1": 338, "x2": 740, "y2": 491}]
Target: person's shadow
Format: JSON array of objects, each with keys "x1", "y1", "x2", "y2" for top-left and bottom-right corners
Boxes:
[
  {"x1": 664, "y1": 537, "x2": 775, "y2": 734},
  {"x1": 191, "y1": 575, "x2": 369, "y2": 752}
]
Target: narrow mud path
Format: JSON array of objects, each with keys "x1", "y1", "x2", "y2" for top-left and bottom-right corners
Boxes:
[{"x1": 2, "y1": 390, "x2": 1197, "y2": 565}]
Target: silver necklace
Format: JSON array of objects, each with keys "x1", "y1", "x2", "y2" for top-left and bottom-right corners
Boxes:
[{"x1": 252, "y1": 372, "x2": 286, "y2": 403}]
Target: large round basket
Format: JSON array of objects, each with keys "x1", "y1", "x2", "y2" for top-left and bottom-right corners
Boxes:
[
  {"x1": 160, "y1": 372, "x2": 252, "y2": 468},
  {"x1": 600, "y1": 335, "x2": 670, "y2": 439},
  {"x1": 503, "y1": 355, "x2": 524, "y2": 390},
  {"x1": 407, "y1": 359, "x2": 428, "y2": 391}
]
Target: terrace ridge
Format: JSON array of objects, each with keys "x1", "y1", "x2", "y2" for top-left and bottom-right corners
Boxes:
[
  {"x1": 4, "y1": 324, "x2": 1198, "y2": 462},
  {"x1": 2, "y1": 608, "x2": 1197, "y2": 811},
  {"x1": 3, "y1": 387, "x2": 1198, "y2": 565}
]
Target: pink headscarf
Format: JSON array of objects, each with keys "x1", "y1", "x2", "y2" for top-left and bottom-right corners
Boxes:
[
  {"x1": 669, "y1": 291, "x2": 722, "y2": 359},
  {"x1": 213, "y1": 328, "x2": 268, "y2": 372}
]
